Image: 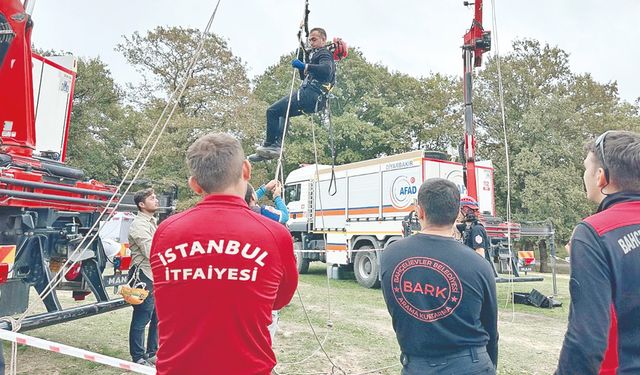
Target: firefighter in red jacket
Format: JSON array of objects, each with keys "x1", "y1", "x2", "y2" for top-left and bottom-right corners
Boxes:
[
  {"x1": 556, "y1": 130, "x2": 640, "y2": 375},
  {"x1": 150, "y1": 133, "x2": 298, "y2": 375}
]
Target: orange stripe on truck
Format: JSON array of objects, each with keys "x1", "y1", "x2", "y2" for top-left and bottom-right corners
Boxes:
[
  {"x1": 326, "y1": 244, "x2": 348, "y2": 251},
  {"x1": 347, "y1": 207, "x2": 378, "y2": 215},
  {"x1": 315, "y1": 206, "x2": 412, "y2": 217}
]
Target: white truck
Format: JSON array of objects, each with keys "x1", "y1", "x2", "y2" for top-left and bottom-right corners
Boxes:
[{"x1": 284, "y1": 150, "x2": 502, "y2": 288}]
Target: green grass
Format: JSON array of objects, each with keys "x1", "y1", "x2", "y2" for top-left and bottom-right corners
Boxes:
[{"x1": 3, "y1": 264, "x2": 571, "y2": 374}]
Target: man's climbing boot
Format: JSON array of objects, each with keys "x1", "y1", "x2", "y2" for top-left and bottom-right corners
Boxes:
[
  {"x1": 256, "y1": 146, "x2": 281, "y2": 159},
  {"x1": 256, "y1": 141, "x2": 282, "y2": 159},
  {"x1": 248, "y1": 153, "x2": 269, "y2": 162}
]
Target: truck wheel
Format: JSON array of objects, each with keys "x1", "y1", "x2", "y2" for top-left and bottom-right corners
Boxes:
[
  {"x1": 294, "y1": 241, "x2": 310, "y2": 274},
  {"x1": 354, "y1": 246, "x2": 380, "y2": 289}
]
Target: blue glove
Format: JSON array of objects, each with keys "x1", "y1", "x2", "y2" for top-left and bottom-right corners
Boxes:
[{"x1": 292, "y1": 59, "x2": 306, "y2": 70}]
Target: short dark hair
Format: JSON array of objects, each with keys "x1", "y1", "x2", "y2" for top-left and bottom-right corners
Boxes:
[
  {"x1": 417, "y1": 178, "x2": 461, "y2": 226},
  {"x1": 584, "y1": 130, "x2": 640, "y2": 192},
  {"x1": 245, "y1": 183, "x2": 255, "y2": 205},
  {"x1": 186, "y1": 133, "x2": 245, "y2": 194},
  {"x1": 133, "y1": 188, "x2": 155, "y2": 211},
  {"x1": 310, "y1": 27, "x2": 327, "y2": 39}
]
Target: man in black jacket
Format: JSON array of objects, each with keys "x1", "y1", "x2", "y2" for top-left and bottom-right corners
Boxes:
[
  {"x1": 556, "y1": 130, "x2": 640, "y2": 375},
  {"x1": 381, "y1": 178, "x2": 498, "y2": 374},
  {"x1": 249, "y1": 27, "x2": 336, "y2": 162},
  {"x1": 458, "y1": 195, "x2": 491, "y2": 260}
]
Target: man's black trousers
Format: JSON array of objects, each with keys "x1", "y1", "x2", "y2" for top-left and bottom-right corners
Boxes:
[{"x1": 265, "y1": 87, "x2": 325, "y2": 145}]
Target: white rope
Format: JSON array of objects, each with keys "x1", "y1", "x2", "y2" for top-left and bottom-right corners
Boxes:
[
  {"x1": 551, "y1": 255, "x2": 570, "y2": 263},
  {"x1": 351, "y1": 363, "x2": 402, "y2": 375},
  {"x1": 488, "y1": 0, "x2": 516, "y2": 318},
  {"x1": 273, "y1": 64, "x2": 301, "y2": 184},
  {"x1": 5, "y1": 316, "x2": 21, "y2": 375},
  {"x1": 7, "y1": 3, "x2": 223, "y2": 372},
  {"x1": 275, "y1": 361, "x2": 401, "y2": 375},
  {"x1": 10, "y1": 340, "x2": 17, "y2": 375},
  {"x1": 276, "y1": 101, "x2": 345, "y2": 374},
  {"x1": 14, "y1": 0, "x2": 224, "y2": 329}
]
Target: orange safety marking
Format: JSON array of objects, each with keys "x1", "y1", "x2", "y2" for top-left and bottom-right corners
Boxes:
[
  {"x1": 0, "y1": 245, "x2": 16, "y2": 264},
  {"x1": 326, "y1": 243, "x2": 348, "y2": 251},
  {"x1": 518, "y1": 251, "x2": 535, "y2": 259}
]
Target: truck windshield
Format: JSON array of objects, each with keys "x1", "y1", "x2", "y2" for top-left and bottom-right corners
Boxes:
[{"x1": 284, "y1": 184, "x2": 301, "y2": 203}]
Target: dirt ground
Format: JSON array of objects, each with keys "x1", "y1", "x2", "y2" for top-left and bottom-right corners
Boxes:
[{"x1": 2, "y1": 267, "x2": 570, "y2": 374}]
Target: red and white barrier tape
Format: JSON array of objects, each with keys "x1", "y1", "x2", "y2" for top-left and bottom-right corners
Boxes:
[
  {"x1": 0, "y1": 329, "x2": 155, "y2": 374},
  {"x1": 293, "y1": 248, "x2": 385, "y2": 253}
]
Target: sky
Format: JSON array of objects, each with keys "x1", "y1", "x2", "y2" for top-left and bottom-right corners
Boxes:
[{"x1": 31, "y1": 0, "x2": 640, "y2": 103}]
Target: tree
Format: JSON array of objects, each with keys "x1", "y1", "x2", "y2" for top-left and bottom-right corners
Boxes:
[
  {"x1": 252, "y1": 48, "x2": 462, "y2": 176},
  {"x1": 474, "y1": 39, "x2": 640, "y2": 240},
  {"x1": 65, "y1": 56, "x2": 143, "y2": 182},
  {"x1": 116, "y1": 27, "x2": 261, "y2": 205},
  {"x1": 117, "y1": 26, "x2": 250, "y2": 117}
]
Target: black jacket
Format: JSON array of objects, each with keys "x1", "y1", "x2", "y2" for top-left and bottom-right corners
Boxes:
[
  {"x1": 556, "y1": 192, "x2": 640, "y2": 374},
  {"x1": 381, "y1": 233, "x2": 498, "y2": 367},
  {"x1": 297, "y1": 47, "x2": 335, "y2": 89}
]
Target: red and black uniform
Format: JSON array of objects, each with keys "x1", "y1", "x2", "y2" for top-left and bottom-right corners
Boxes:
[
  {"x1": 556, "y1": 192, "x2": 640, "y2": 375},
  {"x1": 150, "y1": 194, "x2": 298, "y2": 375}
]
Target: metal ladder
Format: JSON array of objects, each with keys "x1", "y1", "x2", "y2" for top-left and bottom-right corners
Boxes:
[{"x1": 307, "y1": 181, "x2": 315, "y2": 231}]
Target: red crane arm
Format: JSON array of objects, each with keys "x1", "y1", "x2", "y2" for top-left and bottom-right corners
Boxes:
[{"x1": 462, "y1": 0, "x2": 491, "y2": 200}]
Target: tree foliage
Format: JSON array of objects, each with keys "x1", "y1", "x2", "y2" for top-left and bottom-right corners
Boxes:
[
  {"x1": 114, "y1": 27, "x2": 260, "y2": 204},
  {"x1": 252, "y1": 48, "x2": 462, "y2": 175},
  {"x1": 474, "y1": 39, "x2": 640, "y2": 239},
  {"x1": 63, "y1": 33, "x2": 640, "y2": 242},
  {"x1": 66, "y1": 56, "x2": 144, "y2": 182}
]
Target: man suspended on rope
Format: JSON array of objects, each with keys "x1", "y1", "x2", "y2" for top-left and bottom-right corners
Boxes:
[{"x1": 248, "y1": 27, "x2": 337, "y2": 162}]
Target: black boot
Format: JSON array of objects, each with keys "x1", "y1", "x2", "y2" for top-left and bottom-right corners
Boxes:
[
  {"x1": 256, "y1": 139, "x2": 282, "y2": 159},
  {"x1": 256, "y1": 117, "x2": 285, "y2": 159},
  {"x1": 248, "y1": 153, "x2": 269, "y2": 162}
]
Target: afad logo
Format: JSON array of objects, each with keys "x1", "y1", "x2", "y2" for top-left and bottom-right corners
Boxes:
[
  {"x1": 445, "y1": 169, "x2": 467, "y2": 196},
  {"x1": 390, "y1": 176, "x2": 417, "y2": 209}
]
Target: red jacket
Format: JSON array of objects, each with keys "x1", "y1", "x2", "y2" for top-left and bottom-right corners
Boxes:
[{"x1": 150, "y1": 194, "x2": 298, "y2": 375}]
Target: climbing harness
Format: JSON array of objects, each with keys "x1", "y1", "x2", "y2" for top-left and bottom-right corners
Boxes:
[{"x1": 273, "y1": 0, "x2": 346, "y2": 198}]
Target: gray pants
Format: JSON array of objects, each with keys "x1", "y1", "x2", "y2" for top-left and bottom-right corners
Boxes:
[{"x1": 400, "y1": 347, "x2": 495, "y2": 375}]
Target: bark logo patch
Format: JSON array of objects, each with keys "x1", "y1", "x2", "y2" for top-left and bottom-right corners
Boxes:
[{"x1": 391, "y1": 256, "x2": 463, "y2": 322}]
